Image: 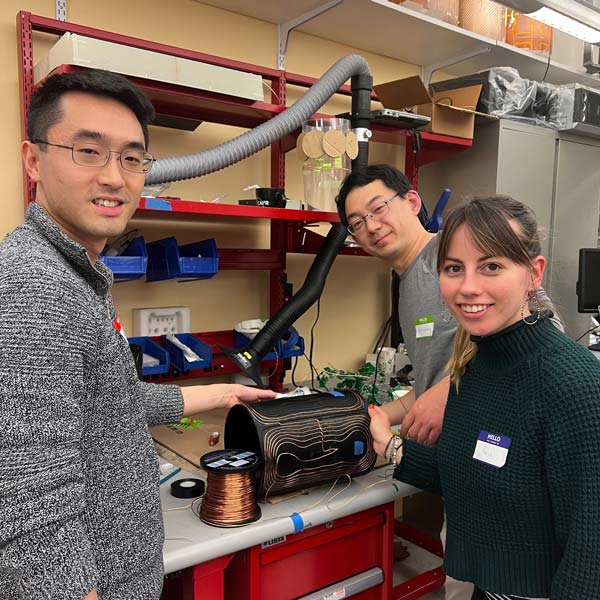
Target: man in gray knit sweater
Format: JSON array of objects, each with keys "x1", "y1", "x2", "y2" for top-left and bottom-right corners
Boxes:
[{"x1": 0, "y1": 70, "x2": 275, "y2": 600}]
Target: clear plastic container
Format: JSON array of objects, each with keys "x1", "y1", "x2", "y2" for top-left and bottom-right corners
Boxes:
[
  {"x1": 302, "y1": 117, "x2": 350, "y2": 212},
  {"x1": 505, "y1": 11, "x2": 552, "y2": 54}
]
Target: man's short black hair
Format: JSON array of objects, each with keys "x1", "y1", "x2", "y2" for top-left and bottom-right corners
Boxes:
[
  {"x1": 336, "y1": 163, "x2": 429, "y2": 228},
  {"x1": 336, "y1": 164, "x2": 411, "y2": 227},
  {"x1": 27, "y1": 69, "x2": 156, "y2": 148}
]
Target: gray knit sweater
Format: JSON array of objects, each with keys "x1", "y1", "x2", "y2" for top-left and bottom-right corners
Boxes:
[{"x1": 0, "y1": 204, "x2": 184, "y2": 599}]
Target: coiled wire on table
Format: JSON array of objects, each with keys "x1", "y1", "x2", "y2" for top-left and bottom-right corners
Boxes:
[
  {"x1": 198, "y1": 470, "x2": 260, "y2": 527},
  {"x1": 198, "y1": 449, "x2": 262, "y2": 528}
]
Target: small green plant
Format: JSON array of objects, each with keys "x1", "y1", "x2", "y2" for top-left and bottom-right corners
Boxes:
[{"x1": 317, "y1": 363, "x2": 394, "y2": 405}]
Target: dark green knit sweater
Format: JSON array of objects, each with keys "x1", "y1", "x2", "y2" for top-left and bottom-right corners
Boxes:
[{"x1": 395, "y1": 315, "x2": 600, "y2": 599}]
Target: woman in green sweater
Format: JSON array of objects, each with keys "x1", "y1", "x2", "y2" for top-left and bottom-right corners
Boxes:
[{"x1": 370, "y1": 195, "x2": 600, "y2": 600}]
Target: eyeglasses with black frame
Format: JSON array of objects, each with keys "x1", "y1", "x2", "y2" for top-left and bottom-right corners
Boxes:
[
  {"x1": 32, "y1": 140, "x2": 155, "y2": 174},
  {"x1": 347, "y1": 192, "x2": 401, "y2": 236}
]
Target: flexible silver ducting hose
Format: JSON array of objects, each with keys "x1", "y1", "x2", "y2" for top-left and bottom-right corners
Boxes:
[{"x1": 146, "y1": 54, "x2": 371, "y2": 185}]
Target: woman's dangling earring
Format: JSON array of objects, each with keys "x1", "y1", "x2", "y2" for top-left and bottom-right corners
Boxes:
[
  {"x1": 522, "y1": 290, "x2": 541, "y2": 325},
  {"x1": 441, "y1": 300, "x2": 453, "y2": 324}
]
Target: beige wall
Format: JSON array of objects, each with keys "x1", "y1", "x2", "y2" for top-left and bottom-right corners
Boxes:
[{"x1": 5, "y1": 0, "x2": 422, "y2": 382}]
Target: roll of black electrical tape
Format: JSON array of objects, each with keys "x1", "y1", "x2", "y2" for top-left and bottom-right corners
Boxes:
[{"x1": 170, "y1": 478, "x2": 205, "y2": 499}]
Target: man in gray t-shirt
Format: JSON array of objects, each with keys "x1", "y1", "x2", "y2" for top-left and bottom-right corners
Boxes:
[
  {"x1": 396, "y1": 235, "x2": 455, "y2": 399},
  {"x1": 337, "y1": 164, "x2": 454, "y2": 445}
]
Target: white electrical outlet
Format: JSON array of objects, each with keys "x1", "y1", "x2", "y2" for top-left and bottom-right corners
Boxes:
[{"x1": 133, "y1": 306, "x2": 191, "y2": 336}]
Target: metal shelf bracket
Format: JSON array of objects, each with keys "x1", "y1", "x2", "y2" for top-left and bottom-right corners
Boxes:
[
  {"x1": 421, "y1": 46, "x2": 492, "y2": 87},
  {"x1": 278, "y1": 0, "x2": 344, "y2": 70}
]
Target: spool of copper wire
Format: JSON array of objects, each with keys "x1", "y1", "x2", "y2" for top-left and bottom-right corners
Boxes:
[{"x1": 199, "y1": 449, "x2": 261, "y2": 527}]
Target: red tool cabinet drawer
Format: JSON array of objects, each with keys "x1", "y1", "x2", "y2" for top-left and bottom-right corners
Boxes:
[{"x1": 225, "y1": 504, "x2": 393, "y2": 600}]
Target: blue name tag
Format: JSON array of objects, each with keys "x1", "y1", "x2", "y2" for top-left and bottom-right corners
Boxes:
[{"x1": 473, "y1": 430, "x2": 512, "y2": 468}]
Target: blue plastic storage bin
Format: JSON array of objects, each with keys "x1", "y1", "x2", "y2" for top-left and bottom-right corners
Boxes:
[
  {"x1": 162, "y1": 333, "x2": 212, "y2": 372},
  {"x1": 128, "y1": 336, "x2": 170, "y2": 376},
  {"x1": 145, "y1": 237, "x2": 218, "y2": 282},
  {"x1": 233, "y1": 327, "x2": 305, "y2": 361},
  {"x1": 100, "y1": 236, "x2": 148, "y2": 280}
]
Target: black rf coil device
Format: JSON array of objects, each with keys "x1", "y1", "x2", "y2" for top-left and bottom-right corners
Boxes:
[{"x1": 224, "y1": 390, "x2": 376, "y2": 500}]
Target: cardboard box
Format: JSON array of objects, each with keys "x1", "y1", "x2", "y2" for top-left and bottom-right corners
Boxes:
[
  {"x1": 150, "y1": 408, "x2": 227, "y2": 468},
  {"x1": 34, "y1": 33, "x2": 264, "y2": 102},
  {"x1": 374, "y1": 75, "x2": 489, "y2": 139}
]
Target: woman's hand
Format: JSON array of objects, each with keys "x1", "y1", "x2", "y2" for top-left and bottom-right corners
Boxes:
[
  {"x1": 368, "y1": 404, "x2": 393, "y2": 458},
  {"x1": 400, "y1": 375, "x2": 450, "y2": 446},
  {"x1": 219, "y1": 384, "x2": 278, "y2": 409},
  {"x1": 182, "y1": 384, "x2": 277, "y2": 416}
]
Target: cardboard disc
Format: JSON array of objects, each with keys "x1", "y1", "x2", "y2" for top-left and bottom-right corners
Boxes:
[
  {"x1": 346, "y1": 132, "x2": 359, "y2": 159},
  {"x1": 302, "y1": 130, "x2": 324, "y2": 159},
  {"x1": 322, "y1": 129, "x2": 346, "y2": 158},
  {"x1": 296, "y1": 132, "x2": 307, "y2": 160}
]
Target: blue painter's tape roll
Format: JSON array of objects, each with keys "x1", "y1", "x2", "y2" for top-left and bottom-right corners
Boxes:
[{"x1": 290, "y1": 512, "x2": 304, "y2": 533}]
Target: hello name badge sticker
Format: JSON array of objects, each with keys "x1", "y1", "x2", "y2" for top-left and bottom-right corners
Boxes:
[
  {"x1": 415, "y1": 315, "x2": 434, "y2": 339},
  {"x1": 473, "y1": 430, "x2": 512, "y2": 468}
]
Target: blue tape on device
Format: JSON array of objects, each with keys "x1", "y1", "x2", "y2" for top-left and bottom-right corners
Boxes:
[
  {"x1": 329, "y1": 391, "x2": 344, "y2": 397},
  {"x1": 354, "y1": 441, "x2": 365, "y2": 455},
  {"x1": 290, "y1": 512, "x2": 304, "y2": 533}
]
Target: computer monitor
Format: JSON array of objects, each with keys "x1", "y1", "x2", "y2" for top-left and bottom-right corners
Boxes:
[{"x1": 576, "y1": 248, "x2": 600, "y2": 314}]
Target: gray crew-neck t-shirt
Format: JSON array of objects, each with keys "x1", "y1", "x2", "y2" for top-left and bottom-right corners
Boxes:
[{"x1": 397, "y1": 235, "x2": 456, "y2": 397}]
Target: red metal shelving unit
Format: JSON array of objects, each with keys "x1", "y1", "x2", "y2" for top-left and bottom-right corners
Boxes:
[
  {"x1": 18, "y1": 11, "x2": 472, "y2": 200},
  {"x1": 137, "y1": 197, "x2": 340, "y2": 223},
  {"x1": 136, "y1": 198, "x2": 368, "y2": 258},
  {"x1": 17, "y1": 8, "x2": 472, "y2": 312}
]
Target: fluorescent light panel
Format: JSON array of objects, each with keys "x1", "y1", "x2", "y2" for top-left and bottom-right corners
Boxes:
[{"x1": 530, "y1": 6, "x2": 600, "y2": 43}]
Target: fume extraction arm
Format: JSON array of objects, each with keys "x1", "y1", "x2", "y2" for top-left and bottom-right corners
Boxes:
[{"x1": 147, "y1": 54, "x2": 373, "y2": 387}]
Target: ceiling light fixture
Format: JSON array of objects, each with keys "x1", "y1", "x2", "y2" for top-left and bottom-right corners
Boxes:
[{"x1": 495, "y1": 0, "x2": 600, "y2": 44}]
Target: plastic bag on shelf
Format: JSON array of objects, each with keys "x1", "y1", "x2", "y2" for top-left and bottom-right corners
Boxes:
[{"x1": 431, "y1": 67, "x2": 556, "y2": 124}]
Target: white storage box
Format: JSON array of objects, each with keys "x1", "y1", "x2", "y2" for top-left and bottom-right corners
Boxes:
[{"x1": 34, "y1": 33, "x2": 264, "y2": 102}]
